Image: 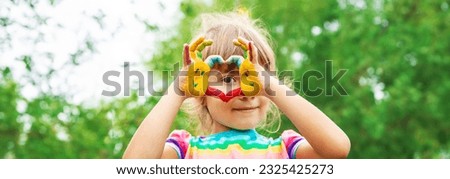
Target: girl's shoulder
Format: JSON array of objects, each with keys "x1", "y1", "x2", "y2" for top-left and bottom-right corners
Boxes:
[
  {"x1": 166, "y1": 130, "x2": 191, "y2": 159},
  {"x1": 281, "y1": 129, "x2": 304, "y2": 143},
  {"x1": 280, "y1": 130, "x2": 305, "y2": 150},
  {"x1": 168, "y1": 129, "x2": 191, "y2": 139}
]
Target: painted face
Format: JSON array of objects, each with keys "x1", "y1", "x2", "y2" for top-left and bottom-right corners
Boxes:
[{"x1": 205, "y1": 66, "x2": 270, "y2": 132}]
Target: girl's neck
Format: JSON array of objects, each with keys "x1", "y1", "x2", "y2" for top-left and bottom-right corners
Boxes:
[
  {"x1": 211, "y1": 121, "x2": 231, "y2": 134},
  {"x1": 210, "y1": 120, "x2": 257, "y2": 135}
]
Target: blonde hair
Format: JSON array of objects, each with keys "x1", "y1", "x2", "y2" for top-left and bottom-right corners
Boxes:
[{"x1": 182, "y1": 12, "x2": 280, "y2": 135}]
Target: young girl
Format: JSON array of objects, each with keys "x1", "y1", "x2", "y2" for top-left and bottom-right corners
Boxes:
[{"x1": 123, "y1": 12, "x2": 350, "y2": 159}]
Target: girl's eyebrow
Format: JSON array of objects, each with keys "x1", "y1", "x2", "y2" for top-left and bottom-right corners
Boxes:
[{"x1": 209, "y1": 69, "x2": 222, "y2": 76}]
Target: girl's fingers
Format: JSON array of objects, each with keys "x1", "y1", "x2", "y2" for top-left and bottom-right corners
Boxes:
[
  {"x1": 247, "y1": 41, "x2": 259, "y2": 65},
  {"x1": 188, "y1": 36, "x2": 212, "y2": 61},
  {"x1": 234, "y1": 37, "x2": 259, "y2": 64},
  {"x1": 205, "y1": 55, "x2": 225, "y2": 67},
  {"x1": 248, "y1": 41, "x2": 255, "y2": 63},
  {"x1": 237, "y1": 37, "x2": 249, "y2": 47},
  {"x1": 183, "y1": 44, "x2": 191, "y2": 67},
  {"x1": 233, "y1": 39, "x2": 247, "y2": 51},
  {"x1": 197, "y1": 40, "x2": 213, "y2": 51},
  {"x1": 189, "y1": 36, "x2": 205, "y2": 52}
]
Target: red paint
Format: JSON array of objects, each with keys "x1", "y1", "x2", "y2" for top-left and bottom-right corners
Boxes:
[
  {"x1": 205, "y1": 87, "x2": 244, "y2": 102},
  {"x1": 183, "y1": 44, "x2": 191, "y2": 66}
]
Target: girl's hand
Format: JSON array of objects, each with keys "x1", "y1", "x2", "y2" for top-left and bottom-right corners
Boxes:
[
  {"x1": 233, "y1": 37, "x2": 268, "y2": 96},
  {"x1": 176, "y1": 36, "x2": 213, "y2": 98}
]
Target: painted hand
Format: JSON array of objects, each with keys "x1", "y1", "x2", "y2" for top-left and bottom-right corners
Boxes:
[
  {"x1": 232, "y1": 37, "x2": 263, "y2": 96},
  {"x1": 180, "y1": 36, "x2": 213, "y2": 96}
]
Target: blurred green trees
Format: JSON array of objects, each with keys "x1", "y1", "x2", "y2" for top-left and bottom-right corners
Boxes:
[{"x1": 1, "y1": 0, "x2": 449, "y2": 158}]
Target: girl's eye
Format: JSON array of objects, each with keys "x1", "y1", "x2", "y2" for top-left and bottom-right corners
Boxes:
[{"x1": 223, "y1": 76, "x2": 236, "y2": 84}]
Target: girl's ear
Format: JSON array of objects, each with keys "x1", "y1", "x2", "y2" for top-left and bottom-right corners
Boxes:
[{"x1": 183, "y1": 44, "x2": 191, "y2": 67}]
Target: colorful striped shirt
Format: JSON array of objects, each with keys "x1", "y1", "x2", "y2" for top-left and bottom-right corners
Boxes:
[{"x1": 165, "y1": 129, "x2": 304, "y2": 159}]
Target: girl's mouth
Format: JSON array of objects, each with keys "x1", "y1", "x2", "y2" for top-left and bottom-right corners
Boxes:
[{"x1": 232, "y1": 106, "x2": 259, "y2": 112}]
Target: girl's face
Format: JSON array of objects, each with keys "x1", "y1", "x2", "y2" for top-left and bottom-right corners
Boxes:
[{"x1": 205, "y1": 68, "x2": 270, "y2": 132}]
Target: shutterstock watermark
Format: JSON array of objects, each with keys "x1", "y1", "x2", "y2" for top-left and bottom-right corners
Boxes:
[{"x1": 101, "y1": 61, "x2": 348, "y2": 97}]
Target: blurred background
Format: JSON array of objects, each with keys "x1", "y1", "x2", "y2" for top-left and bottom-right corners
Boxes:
[{"x1": 0, "y1": 0, "x2": 449, "y2": 159}]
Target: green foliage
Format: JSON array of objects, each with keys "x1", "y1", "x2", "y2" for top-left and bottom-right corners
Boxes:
[
  {"x1": 0, "y1": 67, "x2": 21, "y2": 158},
  {"x1": 142, "y1": 0, "x2": 450, "y2": 158},
  {"x1": 0, "y1": 0, "x2": 448, "y2": 158}
]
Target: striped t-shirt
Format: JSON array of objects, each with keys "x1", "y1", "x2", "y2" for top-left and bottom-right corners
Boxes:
[{"x1": 165, "y1": 129, "x2": 304, "y2": 159}]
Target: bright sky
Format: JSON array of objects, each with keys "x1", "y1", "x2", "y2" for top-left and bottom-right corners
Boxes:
[{"x1": 0, "y1": 0, "x2": 182, "y2": 107}]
